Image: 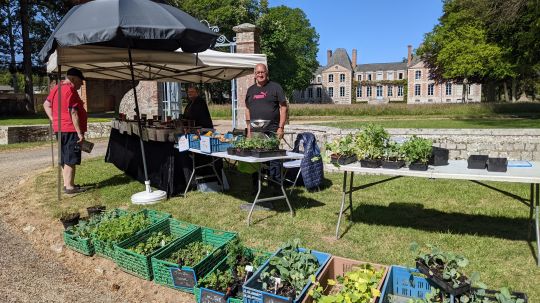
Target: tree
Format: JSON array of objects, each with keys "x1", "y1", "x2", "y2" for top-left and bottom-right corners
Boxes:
[
  {"x1": 257, "y1": 6, "x2": 319, "y2": 97},
  {"x1": 20, "y1": 0, "x2": 34, "y2": 112},
  {"x1": 0, "y1": 1, "x2": 21, "y2": 92}
]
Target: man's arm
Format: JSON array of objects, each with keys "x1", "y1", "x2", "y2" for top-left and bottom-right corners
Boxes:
[
  {"x1": 277, "y1": 101, "x2": 288, "y2": 139},
  {"x1": 70, "y1": 108, "x2": 84, "y2": 143},
  {"x1": 44, "y1": 100, "x2": 53, "y2": 121}
]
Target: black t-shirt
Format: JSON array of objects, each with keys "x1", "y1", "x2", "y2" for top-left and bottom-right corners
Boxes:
[
  {"x1": 245, "y1": 81, "x2": 286, "y2": 131},
  {"x1": 183, "y1": 97, "x2": 213, "y2": 128}
]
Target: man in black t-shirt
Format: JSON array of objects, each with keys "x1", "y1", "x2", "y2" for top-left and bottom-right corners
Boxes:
[{"x1": 245, "y1": 64, "x2": 288, "y2": 138}]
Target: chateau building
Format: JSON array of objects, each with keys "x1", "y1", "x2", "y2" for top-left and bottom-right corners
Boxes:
[{"x1": 293, "y1": 46, "x2": 482, "y2": 104}]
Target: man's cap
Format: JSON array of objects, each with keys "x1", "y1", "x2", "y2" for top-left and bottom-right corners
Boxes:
[{"x1": 66, "y1": 68, "x2": 85, "y2": 81}]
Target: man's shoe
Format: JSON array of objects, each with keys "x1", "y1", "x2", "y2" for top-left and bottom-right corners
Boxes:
[{"x1": 64, "y1": 187, "x2": 87, "y2": 194}]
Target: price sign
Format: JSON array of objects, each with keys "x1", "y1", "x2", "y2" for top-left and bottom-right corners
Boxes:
[
  {"x1": 200, "y1": 136, "x2": 212, "y2": 153},
  {"x1": 178, "y1": 136, "x2": 190, "y2": 152},
  {"x1": 262, "y1": 294, "x2": 293, "y2": 303},
  {"x1": 200, "y1": 288, "x2": 227, "y2": 303},
  {"x1": 170, "y1": 268, "x2": 196, "y2": 289}
]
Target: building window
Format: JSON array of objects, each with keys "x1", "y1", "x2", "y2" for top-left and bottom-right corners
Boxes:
[
  {"x1": 387, "y1": 85, "x2": 393, "y2": 97},
  {"x1": 317, "y1": 76, "x2": 321, "y2": 83},
  {"x1": 328, "y1": 87, "x2": 334, "y2": 97},
  {"x1": 376, "y1": 85, "x2": 383, "y2": 97},
  {"x1": 398, "y1": 85, "x2": 403, "y2": 96},
  {"x1": 428, "y1": 83, "x2": 434, "y2": 96},
  {"x1": 366, "y1": 86, "x2": 372, "y2": 97},
  {"x1": 300, "y1": 90, "x2": 304, "y2": 99},
  {"x1": 387, "y1": 72, "x2": 394, "y2": 80},
  {"x1": 368, "y1": 74, "x2": 372, "y2": 81},
  {"x1": 357, "y1": 74, "x2": 362, "y2": 81},
  {"x1": 398, "y1": 72, "x2": 403, "y2": 80},
  {"x1": 340, "y1": 73, "x2": 345, "y2": 82},
  {"x1": 467, "y1": 84, "x2": 472, "y2": 95},
  {"x1": 414, "y1": 84, "x2": 421, "y2": 96},
  {"x1": 415, "y1": 70, "x2": 421, "y2": 80},
  {"x1": 316, "y1": 87, "x2": 322, "y2": 98},
  {"x1": 340, "y1": 86, "x2": 345, "y2": 97},
  {"x1": 308, "y1": 88, "x2": 313, "y2": 98},
  {"x1": 445, "y1": 82, "x2": 452, "y2": 95},
  {"x1": 328, "y1": 74, "x2": 334, "y2": 82},
  {"x1": 376, "y1": 72, "x2": 383, "y2": 80},
  {"x1": 356, "y1": 85, "x2": 362, "y2": 97}
]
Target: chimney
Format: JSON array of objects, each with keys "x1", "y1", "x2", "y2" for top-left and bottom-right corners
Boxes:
[
  {"x1": 407, "y1": 45, "x2": 412, "y2": 67},
  {"x1": 352, "y1": 49, "x2": 357, "y2": 69},
  {"x1": 327, "y1": 50, "x2": 332, "y2": 65}
]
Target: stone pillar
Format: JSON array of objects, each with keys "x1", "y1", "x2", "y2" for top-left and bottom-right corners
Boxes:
[{"x1": 233, "y1": 23, "x2": 261, "y2": 130}]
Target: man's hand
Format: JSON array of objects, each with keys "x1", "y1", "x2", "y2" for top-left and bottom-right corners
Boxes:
[
  {"x1": 77, "y1": 133, "x2": 85, "y2": 144},
  {"x1": 277, "y1": 127, "x2": 284, "y2": 139}
]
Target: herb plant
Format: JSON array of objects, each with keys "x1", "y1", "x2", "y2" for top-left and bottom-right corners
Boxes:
[
  {"x1": 93, "y1": 213, "x2": 151, "y2": 243},
  {"x1": 355, "y1": 124, "x2": 390, "y2": 160},
  {"x1": 383, "y1": 141, "x2": 406, "y2": 161},
  {"x1": 402, "y1": 136, "x2": 433, "y2": 164},
  {"x1": 167, "y1": 241, "x2": 214, "y2": 267},
  {"x1": 67, "y1": 210, "x2": 121, "y2": 238},
  {"x1": 201, "y1": 269, "x2": 235, "y2": 293},
  {"x1": 411, "y1": 243, "x2": 469, "y2": 289},
  {"x1": 129, "y1": 231, "x2": 173, "y2": 255},
  {"x1": 325, "y1": 134, "x2": 357, "y2": 157}
]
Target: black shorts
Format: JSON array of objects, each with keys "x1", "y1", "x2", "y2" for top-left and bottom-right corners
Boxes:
[{"x1": 59, "y1": 132, "x2": 81, "y2": 166}]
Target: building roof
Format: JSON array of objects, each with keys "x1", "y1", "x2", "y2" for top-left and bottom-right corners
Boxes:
[
  {"x1": 355, "y1": 62, "x2": 407, "y2": 72},
  {"x1": 325, "y1": 48, "x2": 352, "y2": 70},
  {"x1": 315, "y1": 66, "x2": 324, "y2": 75}
]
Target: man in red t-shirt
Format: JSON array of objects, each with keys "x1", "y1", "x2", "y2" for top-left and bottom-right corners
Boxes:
[{"x1": 44, "y1": 68, "x2": 88, "y2": 194}]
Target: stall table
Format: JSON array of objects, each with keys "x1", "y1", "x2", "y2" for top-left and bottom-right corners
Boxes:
[{"x1": 330, "y1": 160, "x2": 540, "y2": 266}]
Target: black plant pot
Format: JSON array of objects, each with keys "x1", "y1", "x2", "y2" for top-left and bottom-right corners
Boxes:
[
  {"x1": 360, "y1": 158, "x2": 382, "y2": 168},
  {"x1": 330, "y1": 154, "x2": 357, "y2": 166},
  {"x1": 416, "y1": 259, "x2": 471, "y2": 296},
  {"x1": 226, "y1": 147, "x2": 236, "y2": 155},
  {"x1": 382, "y1": 159, "x2": 405, "y2": 169},
  {"x1": 467, "y1": 155, "x2": 488, "y2": 169},
  {"x1": 430, "y1": 146, "x2": 449, "y2": 166},
  {"x1": 487, "y1": 157, "x2": 507, "y2": 172},
  {"x1": 87, "y1": 205, "x2": 106, "y2": 217},
  {"x1": 60, "y1": 212, "x2": 80, "y2": 229},
  {"x1": 251, "y1": 149, "x2": 287, "y2": 158},
  {"x1": 409, "y1": 161, "x2": 428, "y2": 171},
  {"x1": 236, "y1": 149, "x2": 252, "y2": 157}
]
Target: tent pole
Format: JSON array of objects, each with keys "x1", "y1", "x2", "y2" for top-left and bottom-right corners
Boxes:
[
  {"x1": 127, "y1": 45, "x2": 150, "y2": 181},
  {"x1": 57, "y1": 65, "x2": 62, "y2": 201}
]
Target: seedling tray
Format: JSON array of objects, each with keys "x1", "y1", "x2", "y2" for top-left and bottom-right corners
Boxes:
[
  {"x1": 151, "y1": 227, "x2": 237, "y2": 293},
  {"x1": 243, "y1": 247, "x2": 331, "y2": 303},
  {"x1": 467, "y1": 155, "x2": 488, "y2": 169},
  {"x1": 63, "y1": 208, "x2": 128, "y2": 256},
  {"x1": 463, "y1": 288, "x2": 528, "y2": 303},
  {"x1": 227, "y1": 147, "x2": 236, "y2": 155},
  {"x1": 360, "y1": 158, "x2": 382, "y2": 168},
  {"x1": 92, "y1": 209, "x2": 171, "y2": 260},
  {"x1": 236, "y1": 149, "x2": 252, "y2": 157},
  {"x1": 487, "y1": 157, "x2": 507, "y2": 172},
  {"x1": 382, "y1": 160, "x2": 405, "y2": 169},
  {"x1": 409, "y1": 162, "x2": 428, "y2": 171},
  {"x1": 302, "y1": 256, "x2": 389, "y2": 303},
  {"x1": 330, "y1": 154, "x2": 357, "y2": 166},
  {"x1": 379, "y1": 266, "x2": 435, "y2": 303},
  {"x1": 416, "y1": 259, "x2": 470, "y2": 296},
  {"x1": 250, "y1": 149, "x2": 287, "y2": 158},
  {"x1": 114, "y1": 218, "x2": 198, "y2": 280},
  {"x1": 194, "y1": 248, "x2": 272, "y2": 303}
]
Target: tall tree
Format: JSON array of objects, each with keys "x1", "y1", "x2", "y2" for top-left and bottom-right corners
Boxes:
[
  {"x1": 257, "y1": 6, "x2": 319, "y2": 97},
  {"x1": 20, "y1": 0, "x2": 34, "y2": 112},
  {"x1": 0, "y1": 1, "x2": 21, "y2": 92}
]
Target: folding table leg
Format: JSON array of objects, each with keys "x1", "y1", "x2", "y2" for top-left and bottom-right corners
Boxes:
[
  {"x1": 183, "y1": 154, "x2": 196, "y2": 197},
  {"x1": 536, "y1": 183, "x2": 539, "y2": 267},
  {"x1": 210, "y1": 159, "x2": 223, "y2": 192},
  {"x1": 349, "y1": 172, "x2": 355, "y2": 221},
  {"x1": 529, "y1": 183, "x2": 535, "y2": 240},
  {"x1": 335, "y1": 171, "x2": 349, "y2": 239},
  {"x1": 247, "y1": 165, "x2": 263, "y2": 226},
  {"x1": 280, "y1": 161, "x2": 294, "y2": 217}
]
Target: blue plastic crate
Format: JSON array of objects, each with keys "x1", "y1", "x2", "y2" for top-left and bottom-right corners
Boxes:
[
  {"x1": 380, "y1": 265, "x2": 434, "y2": 303},
  {"x1": 200, "y1": 134, "x2": 233, "y2": 153},
  {"x1": 242, "y1": 248, "x2": 331, "y2": 303},
  {"x1": 188, "y1": 134, "x2": 201, "y2": 149}
]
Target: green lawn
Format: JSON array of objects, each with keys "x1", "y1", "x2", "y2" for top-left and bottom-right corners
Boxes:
[
  {"x1": 35, "y1": 158, "x2": 539, "y2": 301},
  {"x1": 0, "y1": 141, "x2": 51, "y2": 152}
]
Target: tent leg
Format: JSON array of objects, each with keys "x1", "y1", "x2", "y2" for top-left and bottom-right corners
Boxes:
[{"x1": 57, "y1": 65, "x2": 62, "y2": 202}]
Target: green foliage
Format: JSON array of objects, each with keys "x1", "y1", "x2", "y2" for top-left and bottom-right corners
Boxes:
[
  {"x1": 129, "y1": 231, "x2": 174, "y2": 255},
  {"x1": 234, "y1": 137, "x2": 280, "y2": 150},
  {"x1": 309, "y1": 264, "x2": 385, "y2": 303},
  {"x1": 355, "y1": 124, "x2": 390, "y2": 160},
  {"x1": 260, "y1": 239, "x2": 320, "y2": 299},
  {"x1": 325, "y1": 133, "x2": 356, "y2": 157},
  {"x1": 201, "y1": 269, "x2": 235, "y2": 293},
  {"x1": 167, "y1": 241, "x2": 214, "y2": 267},
  {"x1": 402, "y1": 136, "x2": 433, "y2": 164},
  {"x1": 67, "y1": 210, "x2": 122, "y2": 239},
  {"x1": 384, "y1": 141, "x2": 406, "y2": 161},
  {"x1": 93, "y1": 213, "x2": 151, "y2": 243}
]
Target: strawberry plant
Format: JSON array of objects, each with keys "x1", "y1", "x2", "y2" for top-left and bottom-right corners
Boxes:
[
  {"x1": 93, "y1": 212, "x2": 151, "y2": 244},
  {"x1": 309, "y1": 264, "x2": 385, "y2": 303},
  {"x1": 129, "y1": 231, "x2": 174, "y2": 255},
  {"x1": 167, "y1": 241, "x2": 214, "y2": 267}
]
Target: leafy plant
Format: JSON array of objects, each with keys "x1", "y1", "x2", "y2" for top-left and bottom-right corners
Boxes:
[
  {"x1": 93, "y1": 213, "x2": 151, "y2": 243},
  {"x1": 129, "y1": 231, "x2": 174, "y2": 255},
  {"x1": 325, "y1": 133, "x2": 357, "y2": 157},
  {"x1": 456, "y1": 273, "x2": 525, "y2": 303},
  {"x1": 402, "y1": 136, "x2": 433, "y2": 164},
  {"x1": 167, "y1": 241, "x2": 214, "y2": 267},
  {"x1": 201, "y1": 269, "x2": 235, "y2": 293},
  {"x1": 383, "y1": 140, "x2": 406, "y2": 161},
  {"x1": 259, "y1": 239, "x2": 320, "y2": 299},
  {"x1": 67, "y1": 210, "x2": 121, "y2": 238},
  {"x1": 355, "y1": 123, "x2": 390, "y2": 160},
  {"x1": 309, "y1": 264, "x2": 385, "y2": 303},
  {"x1": 234, "y1": 137, "x2": 280, "y2": 150}
]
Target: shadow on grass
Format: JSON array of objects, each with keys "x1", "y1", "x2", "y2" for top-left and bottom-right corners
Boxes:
[
  {"x1": 471, "y1": 180, "x2": 531, "y2": 207},
  {"x1": 95, "y1": 173, "x2": 134, "y2": 188},
  {"x1": 345, "y1": 202, "x2": 529, "y2": 241}
]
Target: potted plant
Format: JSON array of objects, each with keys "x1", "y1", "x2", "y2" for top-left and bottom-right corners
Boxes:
[
  {"x1": 457, "y1": 273, "x2": 527, "y2": 303},
  {"x1": 382, "y1": 141, "x2": 406, "y2": 169},
  {"x1": 355, "y1": 124, "x2": 389, "y2": 168},
  {"x1": 59, "y1": 211, "x2": 80, "y2": 229},
  {"x1": 325, "y1": 134, "x2": 357, "y2": 166},
  {"x1": 402, "y1": 135, "x2": 433, "y2": 171},
  {"x1": 250, "y1": 137, "x2": 285, "y2": 157}
]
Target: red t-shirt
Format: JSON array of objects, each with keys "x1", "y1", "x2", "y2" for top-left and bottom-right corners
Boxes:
[{"x1": 46, "y1": 82, "x2": 87, "y2": 133}]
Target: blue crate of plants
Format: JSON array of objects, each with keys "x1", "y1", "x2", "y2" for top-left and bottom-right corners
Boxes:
[
  {"x1": 379, "y1": 265, "x2": 434, "y2": 303},
  {"x1": 188, "y1": 134, "x2": 201, "y2": 149}
]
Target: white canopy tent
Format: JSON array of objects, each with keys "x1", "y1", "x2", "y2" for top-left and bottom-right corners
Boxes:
[{"x1": 46, "y1": 45, "x2": 266, "y2": 83}]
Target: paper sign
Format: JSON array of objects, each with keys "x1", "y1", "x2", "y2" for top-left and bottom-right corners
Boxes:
[
  {"x1": 178, "y1": 136, "x2": 190, "y2": 152},
  {"x1": 201, "y1": 136, "x2": 212, "y2": 153},
  {"x1": 200, "y1": 288, "x2": 227, "y2": 303}
]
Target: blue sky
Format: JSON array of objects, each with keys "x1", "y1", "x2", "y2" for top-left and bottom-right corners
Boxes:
[{"x1": 269, "y1": 0, "x2": 443, "y2": 65}]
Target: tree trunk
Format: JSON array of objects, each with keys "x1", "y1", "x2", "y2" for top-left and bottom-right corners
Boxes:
[
  {"x1": 462, "y1": 79, "x2": 468, "y2": 103},
  {"x1": 6, "y1": 3, "x2": 19, "y2": 93},
  {"x1": 20, "y1": 0, "x2": 34, "y2": 113},
  {"x1": 204, "y1": 86, "x2": 212, "y2": 105},
  {"x1": 503, "y1": 81, "x2": 509, "y2": 102},
  {"x1": 511, "y1": 78, "x2": 517, "y2": 102}
]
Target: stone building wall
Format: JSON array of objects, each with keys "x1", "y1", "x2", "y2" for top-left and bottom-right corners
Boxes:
[
  {"x1": 283, "y1": 124, "x2": 540, "y2": 161},
  {"x1": 118, "y1": 81, "x2": 160, "y2": 118},
  {"x1": 0, "y1": 122, "x2": 112, "y2": 144}
]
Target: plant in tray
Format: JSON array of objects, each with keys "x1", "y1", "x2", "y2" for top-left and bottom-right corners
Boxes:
[
  {"x1": 382, "y1": 140, "x2": 406, "y2": 169},
  {"x1": 67, "y1": 210, "x2": 120, "y2": 239},
  {"x1": 355, "y1": 124, "x2": 389, "y2": 167},
  {"x1": 325, "y1": 134, "x2": 357, "y2": 166},
  {"x1": 129, "y1": 231, "x2": 174, "y2": 255},
  {"x1": 93, "y1": 212, "x2": 150, "y2": 244},
  {"x1": 309, "y1": 263, "x2": 385, "y2": 303},
  {"x1": 167, "y1": 241, "x2": 214, "y2": 267},
  {"x1": 259, "y1": 239, "x2": 320, "y2": 300},
  {"x1": 402, "y1": 136, "x2": 433, "y2": 170},
  {"x1": 455, "y1": 273, "x2": 526, "y2": 303}
]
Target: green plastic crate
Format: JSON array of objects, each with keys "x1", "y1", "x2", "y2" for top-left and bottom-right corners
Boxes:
[
  {"x1": 113, "y1": 218, "x2": 199, "y2": 280},
  {"x1": 194, "y1": 247, "x2": 272, "y2": 303},
  {"x1": 151, "y1": 227, "x2": 237, "y2": 293},
  {"x1": 63, "y1": 208, "x2": 129, "y2": 256},
  {"x1": 93, "y1": 209, "x2": 171, "y2": 260}
]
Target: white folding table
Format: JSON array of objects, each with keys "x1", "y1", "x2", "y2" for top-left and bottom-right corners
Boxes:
[
  {"x1": 330, "y1": 160, "x2": 540, "y2": 266},
  {"x1": 186, "y1": 149, "x2": 304, "y2": 225}
]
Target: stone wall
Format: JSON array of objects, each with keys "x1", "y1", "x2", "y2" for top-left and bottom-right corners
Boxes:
[
  {"x1": 0, "y1": 122, "x2": 112, "y2": 144},
  {"x1": 283, "y1": 124, "x2": 540, "y2": 161}
]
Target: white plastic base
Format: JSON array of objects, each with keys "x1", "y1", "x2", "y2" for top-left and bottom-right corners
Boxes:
[{"x1": 131, "y1": 181, "x2": 167, "y2": 205}]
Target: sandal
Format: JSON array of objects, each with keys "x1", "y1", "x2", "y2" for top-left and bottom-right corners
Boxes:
[{"x1": 64, "y1": 187, "x2": 87, "y2": 194}]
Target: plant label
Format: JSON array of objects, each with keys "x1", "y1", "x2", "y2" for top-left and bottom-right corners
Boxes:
[
  {"x1": 170, "y1": 267, "x2": 196, "y2": 289},
  {"x1": 200, "y1": 136, "x2": 212, "y2": 153},
  {"x1": 245, "y1": 265, "x2": 253, "y2": 273},
  {"x1": 263, "y1": 294, "x2": 292, "y2": 303},
  {"x1": 178, "y1": 136, "x2": 189, "y2": 152},
  {"x1": 200, "y1": 288, "x2": 226, "y2": 303}
]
